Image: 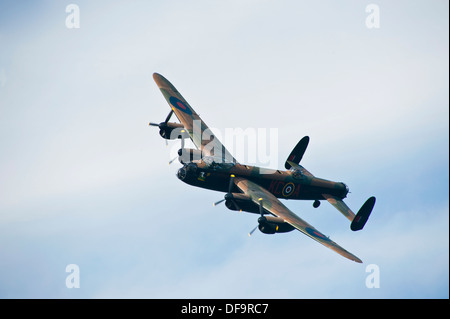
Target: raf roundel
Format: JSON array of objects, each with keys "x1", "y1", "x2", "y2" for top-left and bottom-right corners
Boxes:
[
  {"x1": 282, "y1": 182, "x2": 295, "y2": 197},
  {"x1": 169, "y1": 96, "x2": 192, "y2": 115},
  {"x1": 305, "y1": 227, "x2": 331, "y2": 242}
]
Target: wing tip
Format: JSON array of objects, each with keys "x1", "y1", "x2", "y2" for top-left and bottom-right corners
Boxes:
[
  {"x1": 153, "y1": 72, "x2": 180, "y2": 95},
  {"x1": 339, "y1": 250, "x2": 363, "y2": 263},
  {"x1": 342, "y1": 252, "x2": 362, "y2": 263},
  {"x1": 153, "y1": 72, "x2": 166, "y2": 88}
]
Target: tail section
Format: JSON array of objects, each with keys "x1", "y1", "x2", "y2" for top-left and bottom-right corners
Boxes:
[
  {"x1": 350, "y1": 197, "x2": 376, "y2": 231},
  {"x1": 285, "y1": 136, "x2": 309, "y2": 169},
  {"x1": 285, "y1": 136, "x2": 376, "y2": 231},
  {"x1": 323, "y1": 194, "x2": 376, "y2": 231}
]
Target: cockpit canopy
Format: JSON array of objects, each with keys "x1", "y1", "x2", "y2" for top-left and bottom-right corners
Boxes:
[{"x1": 200, "y1": 155, "x2": 235, "y2": 171}]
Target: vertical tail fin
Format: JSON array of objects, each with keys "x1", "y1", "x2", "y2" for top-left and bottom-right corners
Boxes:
[
  {"x1": 350, "y1": 197, "x2": 376, "y2": 231},
  {"x1": 285, "y1": 136, "x2": 309, "y2": 169}
]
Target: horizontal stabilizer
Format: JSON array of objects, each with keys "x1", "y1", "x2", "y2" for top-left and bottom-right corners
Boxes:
[
  {"x1": 350, "y1": 197, "x2": 376, "y2": 231},
  {"x1": 322, "y1": 194, "x2": 355, "y2": 222}
]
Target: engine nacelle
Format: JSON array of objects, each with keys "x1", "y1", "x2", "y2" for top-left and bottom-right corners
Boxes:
[
  {"x1": 159, "y1": 123, "x2": 185, "y2": 140},
  {"x1": 224, "y1": 193, "x2": 260, "y2": 214},
  {"x1": 225, "y1": 199, "x2": 260, "y2": 213},
  {"x1": 178, "y1": 148, "x2": 203, "y2": 163},
  {"x1": 258, "y1": 216, "x2": 295, "y2": 234}
]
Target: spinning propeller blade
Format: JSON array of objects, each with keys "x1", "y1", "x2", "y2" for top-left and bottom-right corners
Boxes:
[
  {"x1": 213, "y1": 199, "x2": 225, "y2": 206},
  {"x1": 249, "y1": 198, "x2": 265, "y2": 237},
  {"x1": 149, "y1": 110, "x2": 174, "y2": 129},
  {"x1": 213, "y1": 175, "x2": 240, "y2": 210},
  {"x1": 164, "y1": 110, "x2": 174, "y2": 123},
  {"x1": 248, "y1": 225, "x2": 258, "y2": 237}
]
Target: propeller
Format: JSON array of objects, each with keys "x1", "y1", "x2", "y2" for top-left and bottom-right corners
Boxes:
[
  {"x1": 168, "y1": 131, "x2": 186, "y2": 165},
  {"x1": 213, "y1": 174, "x2": 237, "y2": 207},
  {"x1": 149, "y1": 110, "x2": 175, "y2": 146},
  {"x1": 248, "y1": 225, "x2": 258, "y2": 237},
  {"x1": 213, "y1": 175, "x2": 233, "y2": 206},
  {"x1": 149, "y1": 110, "x2": 174, "y2": 128},
  {"x1": 248, "y1": 198, "x2": 265, "y2": 237},
  {"x1": 168, "y1": 156, "x2": 178, "y2": 165},
  {"x1": 213, "y1": 199, "x2": 225, "y2": 207}
]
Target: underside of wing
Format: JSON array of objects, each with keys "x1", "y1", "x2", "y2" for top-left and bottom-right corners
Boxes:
[
  {"x1": 234, "y1": 177, "x2": 362, "y2": 263},
  {"x1": 153, "y1": 73, "x2": 236, "y2": 163}
]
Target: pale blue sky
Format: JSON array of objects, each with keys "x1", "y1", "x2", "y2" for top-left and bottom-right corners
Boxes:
[{"x1": 0, "y1": 0, "x2": 448, "y2": 298}]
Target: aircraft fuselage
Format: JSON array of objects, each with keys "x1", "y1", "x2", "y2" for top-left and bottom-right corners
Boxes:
[{"x1": 176, "y1": 161, "x2": 349, "y2": 201}]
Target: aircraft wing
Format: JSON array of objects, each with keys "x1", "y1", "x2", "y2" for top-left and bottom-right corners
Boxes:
[
  {"x1": 234, "y1": 177, "x2": 362, "y2": 263},
  {"x1": 153, "y1": 73, "x2": 236, "y2": 163}
]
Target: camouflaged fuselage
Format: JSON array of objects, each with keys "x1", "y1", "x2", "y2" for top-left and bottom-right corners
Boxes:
[{"x1": 177, "y1": 161, "x2": 349, "y2": 201}]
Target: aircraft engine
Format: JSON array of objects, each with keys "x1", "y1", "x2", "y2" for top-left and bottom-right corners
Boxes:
[
  {"x1": 222, "y1": 193, "x2": 260, "y2": 214},
  {"x1": 178, "y1": 148, "x2": 202, "y2": 163},
  {"x1": 159, "y1": 124, "x2": 185, "y2": 140},
  {"x1": 225, "y1": 199, "x2": 259, "y2": 213},
  {"x1": 257, "y1": 216, "x2": 295, "y2": 234}
]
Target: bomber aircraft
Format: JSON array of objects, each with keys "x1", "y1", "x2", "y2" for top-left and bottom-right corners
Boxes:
[{"x1": 150, "y1": 73, "x2": 375, "y2": 263}]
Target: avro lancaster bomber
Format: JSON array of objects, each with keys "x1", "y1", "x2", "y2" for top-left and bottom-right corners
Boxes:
[{"x1": 150, "y1": 73, "x2": 375, "y2": 263}]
